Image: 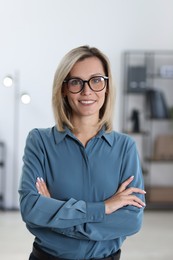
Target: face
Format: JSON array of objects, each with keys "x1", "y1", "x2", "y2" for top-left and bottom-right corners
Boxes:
[{"x1": 63, "y1": 57, "x2": 107, "y2": 121}]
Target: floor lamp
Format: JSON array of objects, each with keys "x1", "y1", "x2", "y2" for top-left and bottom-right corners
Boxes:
[{"x1": 3, "y1": 73, "x2": 31, "y2": 208}]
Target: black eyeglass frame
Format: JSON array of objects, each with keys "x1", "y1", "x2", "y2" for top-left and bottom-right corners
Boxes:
[{"x1": 63, "y1": 76, "x2": 109, "y2": 94}]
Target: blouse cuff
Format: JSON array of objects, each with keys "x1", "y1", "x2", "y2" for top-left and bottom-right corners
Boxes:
[{"x1": 86, "y1": 201, "x2": 105, "y2": 222}]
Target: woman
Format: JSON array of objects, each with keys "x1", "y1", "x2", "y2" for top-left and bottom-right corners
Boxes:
[{"x1": 19, "y1": 45, "x2": 146, "y2": 260}]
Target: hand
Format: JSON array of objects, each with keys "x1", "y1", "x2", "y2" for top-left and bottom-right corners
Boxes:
[
  {"x1": 36, "y1": 177, "x2": 51, "y2": 198},
  {"x1": 104, "y1": 176, "x2": 146, "y2": 214}
]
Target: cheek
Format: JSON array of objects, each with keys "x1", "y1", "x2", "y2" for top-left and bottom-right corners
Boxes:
[
  {"x1": 66, "y1": 95, "x2": 78, "y2": 108},
  {"x1": 99, "y1": 91, "x2": 107, "y2": 105}
]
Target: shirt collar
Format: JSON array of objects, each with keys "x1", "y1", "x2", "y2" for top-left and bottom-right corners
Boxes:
[
  {"x1": 100, "y1": 129, "x2": 114, "y2": 147},
  {"x1": 53, "y1": 125, "x2": 114, "y2": 147},
  {"x1": 53, "y1": 126, "x2": 68, "y2": 144}
]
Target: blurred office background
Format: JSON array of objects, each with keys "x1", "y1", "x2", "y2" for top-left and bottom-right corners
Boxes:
[{"x1": 0, "y1": 0, "x2": 173, "y2": 259}]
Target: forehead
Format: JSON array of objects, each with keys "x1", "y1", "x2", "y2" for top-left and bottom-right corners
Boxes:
[{"x1": 70, "y1": 57, "x2": 105, "y2": 78}]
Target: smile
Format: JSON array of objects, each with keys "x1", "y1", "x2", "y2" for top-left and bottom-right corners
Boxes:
[{"x1": 79, "y1": 100, "x2": 96, "y2": 105}]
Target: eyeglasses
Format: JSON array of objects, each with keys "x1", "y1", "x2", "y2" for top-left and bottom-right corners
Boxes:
[{"x1": 63, "y1": 76, "x2": 108, "y2": 94}]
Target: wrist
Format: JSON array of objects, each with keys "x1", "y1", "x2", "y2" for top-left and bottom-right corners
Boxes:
[{"x1": 104, "y1": 201, "x2": 111, "y2": 215}]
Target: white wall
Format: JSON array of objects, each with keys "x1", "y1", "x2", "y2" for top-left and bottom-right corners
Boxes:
[{"x1": 0, "y1": 0, "x2": 173, "y2": 208}]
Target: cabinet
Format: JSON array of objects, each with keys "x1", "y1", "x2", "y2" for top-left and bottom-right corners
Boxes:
[
  {"x1": 0, "y1": 142, "x2": 5, "y2": 209},
  {"x1": 122, "y1": 51, "x2": 173, "y2": 209}
]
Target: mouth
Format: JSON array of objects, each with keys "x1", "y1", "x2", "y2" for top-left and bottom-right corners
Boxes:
[{"x1": 79, "y1": 100, "x2": 96, "y2": 105}]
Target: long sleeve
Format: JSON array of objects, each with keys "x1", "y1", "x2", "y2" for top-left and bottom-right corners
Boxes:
[
  {"x1": 19, "y1": 129, "x2": 105, "y2": 230},
  {"x1": 18, "y1": 127, "x2": 145, "y2": 258},
  {"x1": 52, "y1": 141, "x2": 145, "y2": 241}
]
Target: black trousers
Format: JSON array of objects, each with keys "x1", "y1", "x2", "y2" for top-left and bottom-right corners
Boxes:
[
  {"x1": 29, "y1": 249, "x2": 121, "y2": 260},
  {"x1": 29, "y1": 253, "x2": 121, "y2": 260},
  {"x1": 29, "y1": 253, "x2": 39, "y2": 260}
]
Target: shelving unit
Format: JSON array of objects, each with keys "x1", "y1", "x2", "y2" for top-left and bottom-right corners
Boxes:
[{"x1": 122, "y1": 50, "x2": 173, "y2": 209}]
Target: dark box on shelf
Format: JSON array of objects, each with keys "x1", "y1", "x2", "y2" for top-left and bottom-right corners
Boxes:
[{"x1": 127, "y1": 66, "x2": 147, "y2": 93}]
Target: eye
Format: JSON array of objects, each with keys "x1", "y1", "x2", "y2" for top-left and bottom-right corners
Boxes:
[
  {"x1": 91, "y1": 76, "x2": 103, "y2": 84},
  {"x1": 69, "y1": 79, "x2": 82, "y2": 86}
]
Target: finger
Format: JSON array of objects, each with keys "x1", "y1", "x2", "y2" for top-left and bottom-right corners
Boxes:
[
  {"x1": 129, "y1": 201, "x2": 145, "y2": 208},
  {"x1": 123, "y1": 187, "x2": 146, "y2": 196},
  {"x1": 36, "y1": 177, "x2": 51, "y2": 197},
  {"x1": 40, "y1": 178, "x2": 48, "y2": 194},
  {"x1": 36, "y1": 178, "x2": 47, "y2": 194},
  {"x1": 36, "y1": 181, "x2": 41, "y2": 193},
  {"x1": 129, "y1": 195, "x2": 146, "y2": 207},
  {"x1": 121, "y1": 195, "x2": 146, "y2": 208},
  {"x1": 117, "y1": 176, "x2": 134, "y2": 193},
  {"x1": 42, "y1": 185, "x2": 51, "y2": 197},
  {"x1": 36, "y1": 178, "x2": 44, "y2": 194}
]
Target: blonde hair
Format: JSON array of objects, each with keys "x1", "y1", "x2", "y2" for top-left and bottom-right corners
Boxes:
[{"x1": 52, "y1": 45, "x2": 115, "y2": 132}]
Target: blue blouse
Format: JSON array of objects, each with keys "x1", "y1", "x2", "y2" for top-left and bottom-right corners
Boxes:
[{"x1": 19, "y1": 126, "x2": 145, "y2": 259}]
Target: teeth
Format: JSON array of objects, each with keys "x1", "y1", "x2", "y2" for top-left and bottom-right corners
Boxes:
[{"x1": 80, "y1": 100, "x2": 95, "y2": 104}]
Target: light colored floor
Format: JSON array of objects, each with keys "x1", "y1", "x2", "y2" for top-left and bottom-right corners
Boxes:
[{"x1": 0, "y1": 211, "x2": 173, "y2": 260}]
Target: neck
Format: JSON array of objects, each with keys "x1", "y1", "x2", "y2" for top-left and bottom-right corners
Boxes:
[{"x1": 71, "y1": 116, "x2": 100, "y2": 146}]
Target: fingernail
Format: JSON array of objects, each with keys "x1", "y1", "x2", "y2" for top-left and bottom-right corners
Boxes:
[
  {"x1": 41, "y1": 177, "x2": 44, "y2": 182},
  {"x1": 130, "y1": 175, "x2": 134, "y2": 179},
  {"x1": 37, "y1": 177, "x2": 41, "y2": 182},
  {"x1": 143, "y1": 190, "x2": 146, "y2": 194}
]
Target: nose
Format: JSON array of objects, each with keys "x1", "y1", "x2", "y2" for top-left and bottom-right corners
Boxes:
[{"x1": 81, "y1": 81, "x2": 92, "y2": 95}]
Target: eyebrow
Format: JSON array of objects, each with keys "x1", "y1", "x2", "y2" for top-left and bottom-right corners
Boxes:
[{"x1": 69, "y1": 73, "x2": 105, "y2": 79}]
